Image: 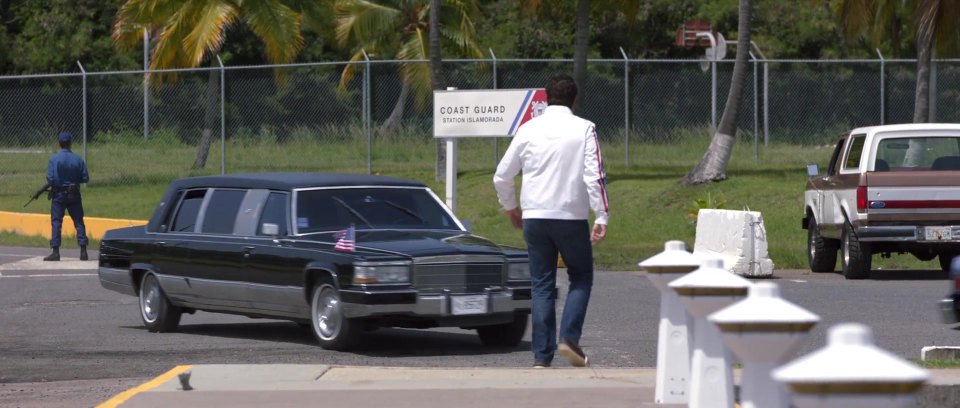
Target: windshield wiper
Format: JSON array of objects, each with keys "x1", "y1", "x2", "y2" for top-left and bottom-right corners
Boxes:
[
  {"x1": 331, "y1": 197, "x2": 374, "y2": 228},
  {"x1": 381, "y1": 200, "x2": 424, "y2": 223}
]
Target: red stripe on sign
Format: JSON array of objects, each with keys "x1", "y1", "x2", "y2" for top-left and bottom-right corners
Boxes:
[{"x1": 877, "y1": 200, "x2": 960, "y2": 209}]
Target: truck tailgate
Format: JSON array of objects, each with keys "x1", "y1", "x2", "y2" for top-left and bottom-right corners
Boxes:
[{"x1": 866, "y1": 172, "x2": 960, "y2": 222}]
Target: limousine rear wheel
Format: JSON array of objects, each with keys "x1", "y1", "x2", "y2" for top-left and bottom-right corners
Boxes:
[
  {"x1": 310, "y1": 285, "x2": 360, "y2": 350},
  {"x1": 476, "y1": 313, "x2": 528, "y2": 347},
  {"x1": 139, "y1": 273, "x2": 182, "y2": 332}
]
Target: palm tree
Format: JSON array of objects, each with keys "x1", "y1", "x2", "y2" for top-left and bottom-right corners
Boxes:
[
  {"x1": 334, "y1": 0, "x2": 483, "y2": 131},
  {"x1": 826, "y1": 0, "x2": 960, "y2": 165},
  {"x1": 681, "y1": 0, "x2": 753, "y2": 185},
  {"x1": 112, "y1": 0, "x2": 310, "y2": 169}
]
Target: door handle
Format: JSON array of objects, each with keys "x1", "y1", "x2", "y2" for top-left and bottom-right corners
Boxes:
[
  {"x1": 157, "y1": 241, "x2": 166, "y2": 246},
  {"x1": 242, "y1": 246, "x2": 255, "y2": 258}
]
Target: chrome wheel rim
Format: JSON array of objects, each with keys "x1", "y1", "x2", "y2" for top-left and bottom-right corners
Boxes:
[
  {"x1": 842, "y1": 231, "x2": 850, "y2": 267},
  {"x1": 313, "y1": 287, "x2": 342, "y2": 340},
  {"x1": 140, "y1": 275, "x2": 160, "y2": 323},
  {"x1": 808, "y1": 227, "x2": 817, "y2": 260}
]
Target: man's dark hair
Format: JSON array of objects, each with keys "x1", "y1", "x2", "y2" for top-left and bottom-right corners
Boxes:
[
  {"x1": 546, "y1": 74, "x2": 577, "y2": 108},
  {"x1": 59, "y1": 140, "x2": 71, "y2": 149}
]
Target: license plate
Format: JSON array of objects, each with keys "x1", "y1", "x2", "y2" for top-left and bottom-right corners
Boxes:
[
  {"x1": 451, "y1": 295, "x2": 487, "y2": 315},
  {"x1": 924, "y1": 226, "x2": 953, "y2": 241}
]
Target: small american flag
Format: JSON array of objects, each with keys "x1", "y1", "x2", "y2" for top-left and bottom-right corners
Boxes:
[{"x1": 334, "y1": 224, "x2": 356, "y2": 252}]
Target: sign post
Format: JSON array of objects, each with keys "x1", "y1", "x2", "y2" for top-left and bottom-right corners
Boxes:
[{"x1": 433, "y1": 88, "x2": 547, "y2": 212}]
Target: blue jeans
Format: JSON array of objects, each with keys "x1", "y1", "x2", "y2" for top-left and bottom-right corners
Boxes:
[
  {"x1": 50, "y1": 191, "x2": 88, "y2": 248},
  {"x1": 523, "y1": 218, "x2": 594, "y2": 363}
]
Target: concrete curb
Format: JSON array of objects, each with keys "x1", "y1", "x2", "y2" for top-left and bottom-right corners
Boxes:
[{"x1": 0, "y1": 210, "x2": 145, "y2": 241}]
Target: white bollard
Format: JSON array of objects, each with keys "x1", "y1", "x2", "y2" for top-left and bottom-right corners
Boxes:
[
  {"x1": 639, "y1": 240, "x2": 702, "y2": 404},
  {"x1": 709, "y1": 282, "x2": 819, "y2": 408},
  {"x1": 773, "y1": 323, "x2": 929, "y2": 408},
  {"x1": 669, "y1": 258, "x2": 751, "y2": 408}
]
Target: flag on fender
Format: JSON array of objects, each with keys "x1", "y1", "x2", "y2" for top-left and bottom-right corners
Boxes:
[{"x1": 334, "y1": 224, "x2": 356, "y2": 252}]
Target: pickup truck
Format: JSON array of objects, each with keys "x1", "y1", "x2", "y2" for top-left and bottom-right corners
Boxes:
[{"x1": 803, "y1": 124, "x2": 960, "y2": 279}]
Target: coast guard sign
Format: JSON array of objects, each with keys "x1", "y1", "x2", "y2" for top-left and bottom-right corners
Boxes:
[{"x1": 433, "y1": 89, "x2": 547, "y2": 137}]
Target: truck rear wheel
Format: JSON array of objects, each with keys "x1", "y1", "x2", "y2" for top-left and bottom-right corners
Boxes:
[
  {"x1": 807, "y1": 217, "x2": 838, "y2": 272},
  {"x1": 841, "y1": 222, "x2": 871, "y2": 279}
]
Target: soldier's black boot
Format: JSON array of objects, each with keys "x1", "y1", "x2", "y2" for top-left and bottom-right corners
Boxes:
[
  {"x1": 43, "y1": 247, "x2": 60, "y2": 262},
  {"x1": 79, "y1": 246, "x2": 89, "y2": 261}
]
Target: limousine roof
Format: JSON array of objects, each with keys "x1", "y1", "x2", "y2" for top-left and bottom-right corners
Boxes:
[{"x1": 172, "y1": 173, "x2": 427, "y2": 190}]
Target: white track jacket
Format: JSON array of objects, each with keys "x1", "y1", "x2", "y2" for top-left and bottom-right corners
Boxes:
[{"x1": 493, "y1": 105, "x2": 609, "y2": 225}]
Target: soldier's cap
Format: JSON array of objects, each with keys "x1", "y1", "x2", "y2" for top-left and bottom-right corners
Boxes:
[{"x1": 58, "y1": 132, "x2": 72, "y2": 143}]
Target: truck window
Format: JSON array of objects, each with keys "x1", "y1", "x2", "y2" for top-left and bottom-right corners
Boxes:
[
  {"x1": 826, "y1": 138, "x2": 845, "y2": 176},
  {"x1": 842, "y1": 135, "x2": 867, "y2": 171},
  {"x1": 201, "y1": 189, "x2": 247, "y2": 234}
]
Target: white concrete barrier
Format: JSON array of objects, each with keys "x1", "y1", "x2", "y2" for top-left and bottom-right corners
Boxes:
[{"x1": 694, "y1": 209, "x2": 774, "y2": 277}]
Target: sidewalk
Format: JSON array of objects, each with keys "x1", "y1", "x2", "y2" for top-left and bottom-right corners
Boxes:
[
  {"x1": 102, "y1": 365, "x2": 675, "y2": 408},
  {"x1": 101, "y1": 365, "x2": 960, "y2": 408}
]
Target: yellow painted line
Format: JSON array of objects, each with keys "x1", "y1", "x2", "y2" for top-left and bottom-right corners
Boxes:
[
  {"x1": 0, "y1": 211, "x2": 146, "y2": 240},
  {"x1": 96, "y1": 365, "x2": 193, "y2": 408}
]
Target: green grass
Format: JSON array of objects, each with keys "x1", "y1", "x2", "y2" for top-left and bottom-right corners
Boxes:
[
  {"x1": 913, "y1": 359, "x2": 960, "y2": 369},
  {"x1": 0, "y1": 128, "x2": 944, "y2": 270}
]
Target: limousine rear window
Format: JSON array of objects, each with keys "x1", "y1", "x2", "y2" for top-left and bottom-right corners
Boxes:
[{"x1": 171, "y1": 189, "x2": 207, "y2": 233}]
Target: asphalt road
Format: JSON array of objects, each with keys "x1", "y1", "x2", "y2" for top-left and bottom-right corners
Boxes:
[{"x1": 1, "y1": 245, "x2": 958, "y2": 407}]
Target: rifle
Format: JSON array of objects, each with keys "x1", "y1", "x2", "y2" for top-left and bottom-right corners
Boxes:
[{"x1": 23, "y1": 183, "x2": 51, "y2": 208}]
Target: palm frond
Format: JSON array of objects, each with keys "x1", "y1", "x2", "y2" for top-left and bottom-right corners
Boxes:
[
  {"x1": 397, "y1": 29, "x2": 432, "y2": 109},
  {"x1": 337, "y1": 49, "x2": 369, "y2": 96},
  {"x1": 243, "y1": 0, "x2": 305, "y2": 64},
  {"x1": 183, "y1": 1, "x2": 238, "y2": 67},
  {"x1": 334, "y1": 0, "x2": 402, "y2": 47}
]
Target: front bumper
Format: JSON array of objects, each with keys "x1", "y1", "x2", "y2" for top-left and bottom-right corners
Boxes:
[
  {"x1": 339, "y1": 286, "x2": 531, "y2": 318},
  {"x1": 99, "y1": 266, "x2": 137, "y2": 296},
  {"x1": 857, "y1": 225, "x2": 960, "y2": 243}
]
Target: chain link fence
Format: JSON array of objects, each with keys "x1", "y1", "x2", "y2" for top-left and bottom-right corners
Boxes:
[{"x1": 2, "y1": 57, "x2": 959, "y2": 194}]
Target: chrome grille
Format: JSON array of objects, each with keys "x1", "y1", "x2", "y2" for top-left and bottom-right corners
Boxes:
[{"x1": 413, "y1": 255, "x2": 506, "y2": 292}]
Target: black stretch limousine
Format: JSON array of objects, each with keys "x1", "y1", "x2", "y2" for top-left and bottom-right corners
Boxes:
[{"x1": 98, "y1": 173, "x2": 531, "y2": 350}]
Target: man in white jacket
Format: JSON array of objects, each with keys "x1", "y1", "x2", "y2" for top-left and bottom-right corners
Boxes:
[{"x1": 493, "y1": 74, "x2": 609, "y2": 368}]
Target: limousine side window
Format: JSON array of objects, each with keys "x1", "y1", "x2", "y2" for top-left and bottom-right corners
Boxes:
[
  {"x1": 201, "y1": 189, "x2": 247, "y2": 234},
  {"x1": 171, "y1": 189, "x2": 207, "y2": 233},
  {"x1": 258, "y1": 192, "x2": 289, "y2": 236}
]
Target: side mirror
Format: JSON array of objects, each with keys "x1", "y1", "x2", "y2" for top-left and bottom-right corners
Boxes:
[
  {"x1": 261, "y1": 223, "x2": 279, "y2": 236},
  {"x1": 461, "y1": 220, "x2": 474, "y2": 232},
  {"x1": 807, "y1": 164, "x2": 820, "y2": 177}
]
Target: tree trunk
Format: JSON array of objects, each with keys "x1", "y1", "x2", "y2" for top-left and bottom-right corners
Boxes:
[
  {"x1": 192, "y1": 60, "x2": 220, "y2": 170},
  {"x1": 902, "y1": 22, "x2": 934, "y2": 166},
  {"x1": 573, "y1": 0, "x2": 589, "y2": 110},
  {"x1": 380, "y1": 81, "x2": 410, "y2": 132},
  {"x1": 430, "y1": 0, "x2": 445, "y2": 181},
  {"x1": 682, "y1": 0, "x2": 752, "y2": 185}
]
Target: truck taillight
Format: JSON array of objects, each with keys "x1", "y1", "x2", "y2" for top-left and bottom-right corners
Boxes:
[{"x1": 857, "y1": 186, "x2": 867, "y2": 212}]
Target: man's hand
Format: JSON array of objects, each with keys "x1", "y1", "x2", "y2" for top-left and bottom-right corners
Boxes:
[
  {"x1": 505, "y1": 208, "x2": 523, "y2": 230},
  {"x1": 591, "y1": 223, "x2": 607, "y2": 245}
]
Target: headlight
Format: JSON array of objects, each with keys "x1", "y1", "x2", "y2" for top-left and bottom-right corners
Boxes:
[
  {"x1": 353, "y1": 261, "x2": 411, "y2": 284},
  {"x1": 508, "y1": 262, "x2": 530, "y2": 280}
]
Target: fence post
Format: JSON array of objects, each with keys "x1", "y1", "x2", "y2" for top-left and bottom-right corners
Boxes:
[
  {"x1": 763, "y1": 60, "x2": 769, "y2": 146},
  {"x1": 217, "y1": 56, "x2": 226, "y2": 175},
  {"x1": 621, "y1": 47, "x2": 630, "y2": 167},
  {"x1": 143, "y1": 27, "x2": 150, "y2": 140},
  {"x1": 77, "y1": 61, "x2": 88, "y2": 163},
  {"x1": 490, "y1": 48, "x2": 499, "y2": 166},
  {"x1": 877, "y1": 49, "x2": 885, "y2": 125},
  {"x1": 751, "y1": 52, "x2": 758, "y2": 163},
  {"x1": 363, "y1": 49, "x2": 372, "y2": 175}
]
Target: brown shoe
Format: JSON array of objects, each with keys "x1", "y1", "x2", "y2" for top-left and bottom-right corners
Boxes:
[{"x1": 558, "y1": 339, "x2": 589, "y2": 367}]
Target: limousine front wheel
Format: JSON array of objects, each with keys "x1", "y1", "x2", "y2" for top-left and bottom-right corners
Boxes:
[
  {"x1": 310, "y1": 285, "x2": 360, "y2": 350},
  {"x1": 139, "y1": 273, "x2": 182, "y2": 332}
]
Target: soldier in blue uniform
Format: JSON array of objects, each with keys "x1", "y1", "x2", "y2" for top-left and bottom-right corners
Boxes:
[{"x1": 44, "y1": 132, "x2": 89, "y2": 261}]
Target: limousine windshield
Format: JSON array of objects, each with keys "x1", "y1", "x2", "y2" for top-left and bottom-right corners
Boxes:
[{"x1": 295, "y1": 187, "x2": 460, "y2": 233}]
